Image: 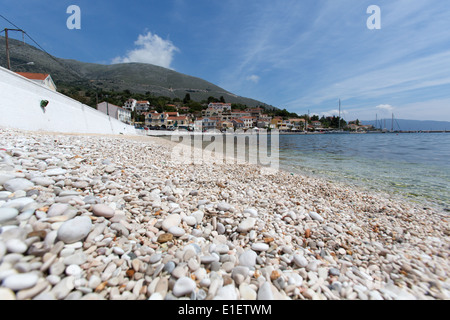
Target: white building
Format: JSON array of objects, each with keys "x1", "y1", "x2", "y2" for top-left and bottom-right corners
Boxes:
[
  {"x1": 16, "y1": 72, "x2": 57, "y2": 91},
  {"x1": 208, "y1": 103, "x2": 232, "y2": 112},
  {"x1": 123, "y1": 99, "x2": 137, "y2": 112},
  {"x1": 135, "y1": 101, "x2": 150, "y2": 114},
  {"x1": 97, "y1": 102, "x2": 132, "y2": 124}
]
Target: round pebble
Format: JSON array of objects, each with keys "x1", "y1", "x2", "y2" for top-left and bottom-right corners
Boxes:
[
  {"x1": 162, "y1": 214, "x2": 181, "y2": 231},
  {"x1": 3, "y1": 178, "x2": 34, "y2": 192},
  {"x1": 2, "y1": 273, "x2": 39, "y2": 291},
  {"x1": 57, "y1": 216, "x2": 92, "y2": 244},
  {"x1": 0, "y1": 208, "x2": 19, "y2": 224},
  {"x1": 92, "y1": 204, "x2": 115, "y2": 218},
  {"x1": 168, "y1": 226, "x2": 186, "y2": 237},
  {"x1": 251, "y1": 243, "x2": 269, "y2": 252},
  {"x1": 173, "y1": 277, "x2": 197, "y2": 297},
  {"x1": 239, "y1": 250, "x2": 257, "y2": 268},
  {"x1": 6, "y1": 239, "x2": 28, "y2": 254}
]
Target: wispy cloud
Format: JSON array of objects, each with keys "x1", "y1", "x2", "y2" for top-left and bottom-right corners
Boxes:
[
  {"x1": 246, "y1": 75, "x2": 260, "y2": 83},
  {"x1": 112, "y1": 32, "x2": 179, "y2": 69},
  {"x1": 376, "y1": 104, "x2": 394, "y2": 113}
]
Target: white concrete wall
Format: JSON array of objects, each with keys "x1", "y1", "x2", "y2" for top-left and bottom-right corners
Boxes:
[{"x1": 0, "y1": 67, "x2": 137, "y2": 135}]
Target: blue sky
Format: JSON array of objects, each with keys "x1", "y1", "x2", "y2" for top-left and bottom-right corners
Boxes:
[{"x1": 2, "y1": 0, "x2": 450, "y2": 121}]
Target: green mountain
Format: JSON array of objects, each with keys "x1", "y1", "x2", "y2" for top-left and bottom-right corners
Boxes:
[{"x1": 0, "y1": 36, "x2": 274, "y2": 109}]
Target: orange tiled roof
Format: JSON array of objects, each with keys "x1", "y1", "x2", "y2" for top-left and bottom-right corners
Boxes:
[{"x1": 16, "y1": 72, "x2": 49, "y2": 80}]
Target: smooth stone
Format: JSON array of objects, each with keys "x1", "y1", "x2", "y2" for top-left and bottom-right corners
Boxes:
[
  {"x1": 65, "y1": 265, "x2": 82, "y2": 276},
  {"x1": 173, "y1": 277, "x2": 197, "y2": 297},
  {"x1": 232, "y1": 266, "x2": 250, "y2": 280},
  {"x1": 2, "y1": 273, "x2": 39, "y2": 291},
  {"x1": 244, "y1": 208, "x2": 258, "y2": 217},
  {"x1": 0, "y1": 208, "x2": 19, "y2": 223},
  {"x1": 11, "y1": 190, "x2": 26, "y2": 199},
  {"x1": 162, "y1": 214, "x2": 181, "y2": 231},
  {"x1": 237, "y1": 218, "x2": 256, "y2": 233},
  {"x1": 63, "y1": 252, "x2": 87, "y2": 266},
  {"x1": 113, "y1": 247, "x2": 125, "y2": 255},
  {"x1": 215, "y1": 244, "x2": 229, "y2": 254},
  {"x1": 45, "y1": 168, "x2": 67, "y2": 176},
  {"x1": 31, "y1": 177, "x2": 55, "y2": 187},
  {"x1": 6, "y1": 239, "x2": 28, "y2": 254},
  {"x1": 51, "y1": 276, "x2": 74, "y2": 299},
  {"x1": 47, "y1": 204, "x2": 70, "y2": 217},
  {"x1": 73, "y1": 181, "x2": 89, "y2": 189},
  {"x1": 149, "y1": 254, "x2": 162, "y2": 264},
  {"x1": 104, "y1": 165, "x2": 115, "y2": 173},
  {"x1": 183, "y1": 216, "x2": 197, "y2": 226},
  {"x1": 92, "y1": 204, "x2": 115, "y2": 219},
  {"x1": 0, "y1": 191, "x2": 12, "y2": 201},
  {"x1": 309, "y1": 211, "x2": 324, "y2": 222},
  {"x1": 293, "y1": 254, "x2": 308, "y2": 268},
  {"x1": 3, "y1": 179, "x2": 34, "y2": 192},
  {"x1": 200, "y1": 254, "x2": 220, "y2": 264},
  {"x1": 251, "y1": 243, "x2": 269, "y2": 252},
  {"x1": 168, "y1": 226, "x2": 185, "y2": 237},
  {"x1": 164, "y1": 261, "x2": 176, "y2": 274},
  {"x1": 149, "y1": 292, "x2": 164, "y2": 300},
  {"x1": 240, "y1": 283, "x2": 257, "y2": 300},
  {"x1": 191, "y1": 210, "x2": 204, "y2": 224},
  {"x1": 214, "y1": 285, "x2": 238, "y2": 300},
  {"x1": 239, "y1": 250, "x2": 257, "y2": 268},
  {"x1": 329, "y1": 268, "x2": 340, "y2": 277},
  {"x1": 1, "y1": 197, "x2": 35, "y2": 211},
  {"x1": 58, "y1": 191, "x2": 80, "y2": 197},
  {"x1": 217, "y1": 202, "x2": 232, "y2": 212},
  {"x1": 0, "y1": 288, "x2": 16, "y2": 300},
  {"x1": 258, "y1": 282, "x2": 274, "y2": 300},
  {"x1": 306, "y1": 261, "x2": 318, "y2": 272},
  {"x1": 286, "y1": 272, "x2": 303, "y2": 287},
  {"x1": 0, "y1": 241, "x2": 6, "y2": 260},
  {"x1": 0, "y1": 174, "x2": 15, "y2": 185},
  {"x1": 57, "y1": 216, "x2": 92, "y2": 244},
  {"x1": 157, "y1": 233, "x2": 173, "y2": 243},
  {"x1": 216, "y1": 223, "x2": 225, "y2": 234}
]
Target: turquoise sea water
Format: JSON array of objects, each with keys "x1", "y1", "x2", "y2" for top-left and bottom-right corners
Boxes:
[{"x1": 278, "y1": 133, "x2": 450, "y2": 211}]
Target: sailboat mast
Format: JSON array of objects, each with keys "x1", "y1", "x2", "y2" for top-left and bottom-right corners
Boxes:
[
  {"x1": 391, "y1": 113, "x2": 394, "y2": 132},
  {"x1": 339, "y1": 99, "x2": 341, "y2": 131}
]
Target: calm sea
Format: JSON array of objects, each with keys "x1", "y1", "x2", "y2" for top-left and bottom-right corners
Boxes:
[{"x1": 279, "y1": 133, "x2": 450, "y2": 211}]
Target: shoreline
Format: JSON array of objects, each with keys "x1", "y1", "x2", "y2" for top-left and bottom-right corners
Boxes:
[{"x1": 0, "y1": 127, "x2": 449, "y2": 300}]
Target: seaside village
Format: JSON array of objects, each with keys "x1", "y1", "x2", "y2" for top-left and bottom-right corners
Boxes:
[
  {"x1": 15, "y1": 72, "x2": 375, "y2": 133},
  {"x1": 97, "y1": 99, "x2": 374, "y2": 133}
]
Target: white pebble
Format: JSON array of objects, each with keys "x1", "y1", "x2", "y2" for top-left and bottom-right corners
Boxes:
[
  {"x1": 66, "y1": 265, "x2": 82, "y2": 276},
  {"x1": 168, "y1": 226, "x2": 186, "y2": 237},
  {"x1": 2, "y1": 273, "x2": 39, "y2": 291},
  {"x1": 251, "y1": 243, "x2": 269, "y2": 252},
  {"x1": 0, "y1": 208, "x2": 19, "y2": 224},
  {"x1": 6, "y1": 239, "x2": 28, "y2": 254},
  {"x1": 173, "y1": 277, "x2": 197, "y2": 297}
]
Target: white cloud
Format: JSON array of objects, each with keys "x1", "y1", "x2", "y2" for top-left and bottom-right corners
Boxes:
[
  {"x1": 246, "y1": 75, "x2": 260, "y2": 83},
  {"x1": 376, "y1": 104, "x2": 394, "y2": 113},
  {"x1": 320, "y1": 109, "x2": 349, "y2": 118},
  {"x1": 112, "y1": 32, "x2": 179, "y2": 69}
]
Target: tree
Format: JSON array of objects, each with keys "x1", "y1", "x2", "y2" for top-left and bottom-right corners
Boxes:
[
  {"x1": 183, "y1": 93, "x2": 191, "y2": 104},
  {"x1": 207, "y1": 96, "x2": 219, "y2": 104},
  {"x1": 220, "y1": 96, "x2": 226, "y2": 103}
]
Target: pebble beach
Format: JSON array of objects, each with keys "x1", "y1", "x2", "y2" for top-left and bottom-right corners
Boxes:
[{"x1": 0, "y1": 127, "x2": 448, "y2": 300}]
